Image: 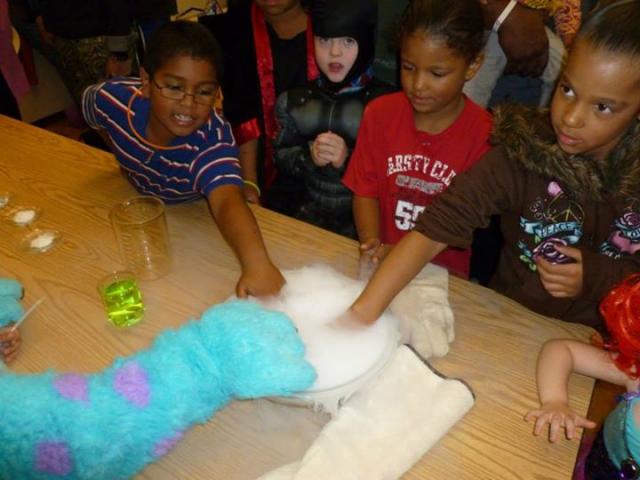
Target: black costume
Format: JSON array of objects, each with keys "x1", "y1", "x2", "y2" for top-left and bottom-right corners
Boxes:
[
  {"x1": 200, "y1": 0, "x2": 317, "y2": 190},
  {"x1": 273, "y1": 0, "x2": 394, "y2": 237}
]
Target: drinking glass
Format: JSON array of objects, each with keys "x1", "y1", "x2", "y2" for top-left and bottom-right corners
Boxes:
[{"x1": 110, "y1": 196, "x2": 172, "y2": 280}]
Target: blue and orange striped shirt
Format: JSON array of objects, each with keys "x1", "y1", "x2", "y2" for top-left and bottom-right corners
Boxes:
[{"x1": 82, "y1": 78, "x2": 243, "y2": 203}]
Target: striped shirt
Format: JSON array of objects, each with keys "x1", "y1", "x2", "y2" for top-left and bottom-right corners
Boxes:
[{"x1": 82, "y1": 78, "x2": 243, "y2": 203}]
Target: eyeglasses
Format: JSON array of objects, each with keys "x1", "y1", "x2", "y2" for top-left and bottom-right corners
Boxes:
[
  {"x1": 619, "y1": 394, "x2": 639, "y2": 480},
  {"x1": 152, "y1": 79, "x2": 218, "y2": 106}
]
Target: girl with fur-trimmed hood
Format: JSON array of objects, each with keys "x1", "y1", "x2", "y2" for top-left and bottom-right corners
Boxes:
[{"x1": 346, "y1": 0, "x2": 640, "y2": 332}]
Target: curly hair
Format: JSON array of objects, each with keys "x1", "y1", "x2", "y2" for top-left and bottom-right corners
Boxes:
[{"x1": 143, "y1": 21, "x2": 223, "y2": 81}]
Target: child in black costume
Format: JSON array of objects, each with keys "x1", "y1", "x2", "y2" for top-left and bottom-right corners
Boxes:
[{"x1": 273, "y1": 0, "x2": 394, "y2": 237}]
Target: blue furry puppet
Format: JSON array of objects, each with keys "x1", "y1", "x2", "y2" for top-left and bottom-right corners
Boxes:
[
  {"x1": 0, "y1": 285, "x2": 316, "y2": 480},
  {"x1": 0, "y1": 278, "x2": 24, "y2": 324}
]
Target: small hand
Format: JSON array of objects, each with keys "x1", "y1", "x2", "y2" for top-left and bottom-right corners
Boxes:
[
  {"x1": 243, "y1": 183, "x2": 261, "y2": 205},
  {"x1": 525, "y1": 402, "x2": 596, "y2": 443},
  {"x1": 311, "y1": 132, "x2": 349, "y2": 168},
  {"x1": 499, "y1": 4, "x2": 549, "y2": 77},
  {"x1": 105, "y1": 55, "x2": 133, "y2": 78},
  {"x1": 0, "y1": 326, "x2": 21, "y2": 363},
  {"x1": 236, "y1": 262, "x2": 286, "y2": 298},
  {"x1": 536, "y1": 246, "x2": 583, "y2": 298},
  {"x1": 360, "y1": 238, "x2": 391, "y2": 265}
]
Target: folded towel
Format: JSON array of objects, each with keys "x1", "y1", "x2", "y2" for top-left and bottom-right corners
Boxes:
[
  {"x1": 390, "y1": 264, "x2": 454, "y2": 358},
  {"x1": 259, "y1": 345, "x2": 474, "y2": 480}
]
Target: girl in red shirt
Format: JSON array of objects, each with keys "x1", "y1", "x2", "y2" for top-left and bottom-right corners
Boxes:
[{"x1": 343, "y1": 0, "x2": 491, "y2": 279}]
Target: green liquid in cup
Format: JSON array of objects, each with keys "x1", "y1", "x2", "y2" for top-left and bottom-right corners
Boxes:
[{"x1": 102, "y1": 279, "x2": 145, "y2": 327}]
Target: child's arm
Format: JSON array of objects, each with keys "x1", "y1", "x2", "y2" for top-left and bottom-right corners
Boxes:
[
  {"x1": 350, "y1": 230, "x2": 447, "y2": 324},
  {"x1": 0, "y1": 326, "x2": 21, "y2": 363},
  {"x1": 238, "y1": 139, "x2": 261, "y2": 205},
  {"x1": 525, "y1": 339, "x2": 637, "y2": 443},
  {"x1": 353, "y1": 195, "x2": 390, "y2": 265},
  {"x1": 208, "y1": 185, "x2": 285, "y2": 297}
]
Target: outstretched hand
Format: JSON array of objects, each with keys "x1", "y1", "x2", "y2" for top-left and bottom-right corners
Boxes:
[
  {"x1": 525, "y1": 401, "x2": 596, "y2": 443},
  {"x1": 236, "y1": 262, "x2": 286, "y2": 298},
  {"x1": 202, "y1": 301, "x2": 316, "y2": 398}
]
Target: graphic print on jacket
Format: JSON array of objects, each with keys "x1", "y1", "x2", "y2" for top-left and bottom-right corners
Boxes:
[
  {"x1": 518, "y1": 181, "x2": 584, "y2": 270},
  {"x1": 601, "y1": 201, "x2": 640, "y2": 259}
]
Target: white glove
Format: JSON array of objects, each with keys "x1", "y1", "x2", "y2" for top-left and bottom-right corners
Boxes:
[
  {"x1": 258, "y1": 346, "x2": 474, "y2": 480},
  {"x1": 389, "y1": 263, "x2": 454, "y2": 358}
]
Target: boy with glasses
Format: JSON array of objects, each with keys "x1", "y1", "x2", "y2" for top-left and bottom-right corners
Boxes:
[{"x1": 82, "y1": 20, "x2": 285, "y2": 298}]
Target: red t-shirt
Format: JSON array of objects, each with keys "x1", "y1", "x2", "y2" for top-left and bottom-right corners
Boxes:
[{"x1": 343, "y1": 92, "x2": 492, "y2": 278}]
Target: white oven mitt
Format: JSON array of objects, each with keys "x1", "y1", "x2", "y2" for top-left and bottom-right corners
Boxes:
[
  {"x1": 389, "y1": 263, "x2": 454, "y2": 358},
  {"x1": 259, "y1": 345, "x2": 474, "y2": 480}
]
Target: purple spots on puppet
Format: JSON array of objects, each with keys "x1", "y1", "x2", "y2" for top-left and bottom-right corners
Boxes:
[
  {"x1": 53, "y1": 374, "x2": 89, "y2": 403},
  {"x1": 35, "y1": 441, "x2": 73, "y2": 476},
  {"x1": 113, "y1": 361, "x2": 150, "y2": 408},
  {"x1": 153, "y1": 431, "x2": 184, "y2": 457}
]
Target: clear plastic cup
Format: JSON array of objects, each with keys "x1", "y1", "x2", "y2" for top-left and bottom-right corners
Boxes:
[{"x1": 110, "y1": 196, "x2": 172, "y2": 280}]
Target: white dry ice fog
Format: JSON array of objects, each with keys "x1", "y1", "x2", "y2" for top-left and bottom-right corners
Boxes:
[{"x1": 252, "y1": 264, "x2": 399, "y2": 414}]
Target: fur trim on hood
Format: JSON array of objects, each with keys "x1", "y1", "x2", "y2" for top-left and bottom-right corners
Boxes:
[{"x1": 491, "y1": 104, "x2": 640, "y2": 201}]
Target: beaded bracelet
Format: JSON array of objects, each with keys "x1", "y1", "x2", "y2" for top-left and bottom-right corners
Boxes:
[{"x1": 243, "y1": 180, "x2": 261, "y2": 197}]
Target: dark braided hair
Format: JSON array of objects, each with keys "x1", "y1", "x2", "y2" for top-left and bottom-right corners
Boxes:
[
  {"x1": 396, "y1": 0, "x2": 485, "y2": 62},
  {"x1": 578, "y1": 0, "x2": 640, "y2": 59}
]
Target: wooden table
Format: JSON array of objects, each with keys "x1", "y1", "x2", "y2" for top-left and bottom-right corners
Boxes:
[{"x1": 0, "y1": 115, "x2": 594, "y2": 479}]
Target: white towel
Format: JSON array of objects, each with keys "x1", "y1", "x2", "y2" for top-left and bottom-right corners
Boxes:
[
  {"x1": 390, "y1": 263, "x2": 455, "y2": 358},
  {"x1": 259, "y1": 345, "x2": 474, "y2": 480}
]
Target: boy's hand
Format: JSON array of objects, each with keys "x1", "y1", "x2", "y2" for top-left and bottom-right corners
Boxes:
[
  {"x1": 0, "y1": 326, "x2": 21, "y2": 363},
  {"x1": 525, "y1": 401, "x2": 596, "y2": 443},
  {"x1": 311, "y1": 132, "x2": 348, "y2": 169},
  {"x1": 536, "y1": 246, "x2": 583, "y2": 298},
  {"x1": 236, "y1": 262, "x2": 286, "y2": 298}
]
